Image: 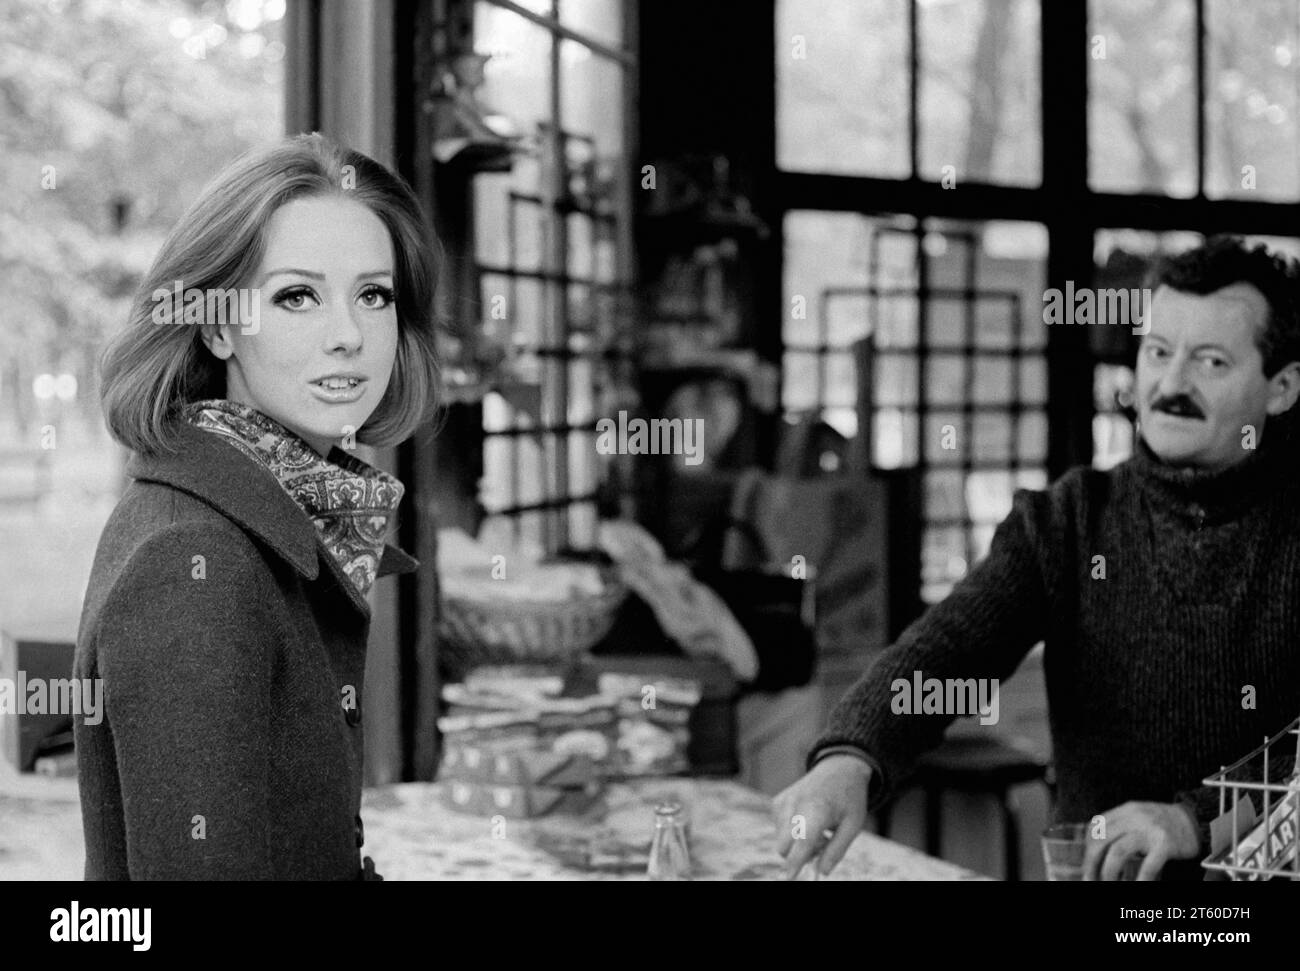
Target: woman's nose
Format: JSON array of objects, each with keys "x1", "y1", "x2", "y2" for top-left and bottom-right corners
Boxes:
[{"x1": 324, "y1": 307, "x2": 364, "y2": 353}]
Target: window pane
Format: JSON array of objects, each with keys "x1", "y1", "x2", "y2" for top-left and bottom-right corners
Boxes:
[
  {"x1": 567, "y1": 356, "x2": 595, "y2": 423},
  {"x1": 568, "y1": 430, "x2": 596, "y2": 494},
  {"x1": 476, "y1": 3, "x2": 554, "y2": 133},
  {"x1": 875, "y1": 408, "x2": 919, "y2": 468},
  {"x1": 966, "y1": 469, "x2": 1014, "y2": 523},
  {"x1": 972, "y1": 411, "x2": 1013, "y2": 463},
  {"x1": 777, "y1": 0, "x2": 910, "y2": 176},
  {"x1": 560, "y1": 39, "x2": 624, "y2": 163},
  {"x1": 475, "y1": 174, "x2": 544, "y2": 272},
  {"x1": 1089, "y1": 0, "x2": 1197, "y2": 196},
  {"x1": 482, "y1": 435, "x2": 515, "y2": 510},
  {"x1": 924, "y1": 411, "x2": 963, "y2": 463},
  {"x1": 1017, "y1": 410, "x2": 1049, "y2": 464},
  {"x1": 824, "y1": 293, "x2": 872, "y2": 350},
  {"x1": 568, "y1": 501, "x2": 598, "y2": 550},
  {"x1": 825, "y1": 352, "x2": 858, "y2": 408},
  {"x1": 925, "y1": 355, "x2": 967, "y2": 406},
  {"x1": 919, "y1": 0, "x2": 1041, "y2": 186},
  {"x1": 1021, "y1": 357, "x2": 1047, "y2": 404},
  {"x1": 875, "y1": 354, "x2": 919, "y2": 406},
  {"x1": 927, "y1": 468, "x2": 966, "y2": 519},
  {"x1": 785, "y1": 211, "x2": 875, "y2": 344},
  {"x1": 1206, "y1": 0, "x2": 1300, "y2": 200},
  {"x1": 559, "y1": 0, "x2": 623, "y2": 48},
  {"x1": 928, "y1": 298, "x2": 970, "y2": 349},
  {"x1": 923, "y1": 525, "x2": 969, "y2": 602},
  {"x1": 973, "y1": 357, "x2": 1013, "y2": 405},
  {"x1": 782, "y1": 350, "x2": 821, "y2": 411}
]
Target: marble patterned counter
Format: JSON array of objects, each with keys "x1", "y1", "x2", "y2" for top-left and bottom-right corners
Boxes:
[
  {"x1": 361, "y1": 777, "x2": 988, "y2": 881},
  {"x1": 0, "y1": 768, "x2": 986, "y2": 880}
]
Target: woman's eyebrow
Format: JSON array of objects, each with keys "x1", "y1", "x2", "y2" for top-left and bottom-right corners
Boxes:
[
  {"x1": 258, "y1": 267, "x2": 323, "y2": 285},
  {"x1": 257, "y1": 268, "x2": 393, "y2": 285}
]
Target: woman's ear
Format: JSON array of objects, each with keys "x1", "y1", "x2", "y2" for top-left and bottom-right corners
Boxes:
[{"x1": 200, "y1": 323, "x2": 235, "y2": 361}]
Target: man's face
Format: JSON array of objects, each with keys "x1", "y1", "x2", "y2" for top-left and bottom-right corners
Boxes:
[{"x1": 1135, "y1": 282, "x2": 1286, "y2": 470}]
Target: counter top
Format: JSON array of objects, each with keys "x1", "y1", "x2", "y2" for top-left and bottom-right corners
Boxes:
[
  {"x1": 362, "y1": 777, "x2": 987, "y2": 880},
  {"x1": 0, "y1": 767, "x2": 986, "y2": 880}
]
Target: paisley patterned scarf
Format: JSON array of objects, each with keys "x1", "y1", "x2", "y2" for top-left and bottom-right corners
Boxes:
[{"x1": 183, "y1": 399, "x2": 404, "y2": 597}]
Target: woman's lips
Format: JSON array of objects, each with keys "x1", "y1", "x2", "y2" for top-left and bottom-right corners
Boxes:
[{"x1": 309, "y1": 377, "x2": 367, "y2": 403}]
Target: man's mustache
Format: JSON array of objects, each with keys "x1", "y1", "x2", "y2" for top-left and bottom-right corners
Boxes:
[{"x1": 1149, "y1": 393, "x2": 1206, "y2": 419}]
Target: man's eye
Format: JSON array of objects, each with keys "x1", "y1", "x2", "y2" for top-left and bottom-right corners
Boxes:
[
  {"x1": 273, "y1": 286, "x2": 318, "y2": 310},
  {"x1": 1199, "y1": 355, "x2": 1228, "y2": 370},
  {"x1": 359, "y1": 285, "x2": 395, "y2": 309}
]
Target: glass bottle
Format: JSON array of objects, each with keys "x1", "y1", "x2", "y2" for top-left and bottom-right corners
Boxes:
[{"x1": 647, "y1": 800, "x2": 692, "y2": 880}]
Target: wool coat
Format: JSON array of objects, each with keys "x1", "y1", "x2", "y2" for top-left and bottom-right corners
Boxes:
[{"x1": 73, "y1": 421, "x2": 418, "y2": 880}]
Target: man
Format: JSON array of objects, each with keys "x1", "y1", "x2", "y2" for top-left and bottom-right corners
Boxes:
[{"x1": 775, "y1": 236, "x2": 1300, "y2": 881}]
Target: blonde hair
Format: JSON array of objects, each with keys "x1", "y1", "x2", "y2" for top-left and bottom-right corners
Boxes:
[{"x1": 100, "y1": 132, "x2": 441, "y2": 454}]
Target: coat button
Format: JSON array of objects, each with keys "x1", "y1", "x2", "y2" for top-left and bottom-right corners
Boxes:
[
  {"x1": 345, "y1": 705, "x2": 361, "y2": 727},
  {"x1": 355, "y1": 816, "x2": 365, "y2": 848}
]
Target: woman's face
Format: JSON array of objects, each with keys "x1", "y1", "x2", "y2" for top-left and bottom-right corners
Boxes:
[{"x1": 205, "y1": 195, "x2": 400, "y2": 455}]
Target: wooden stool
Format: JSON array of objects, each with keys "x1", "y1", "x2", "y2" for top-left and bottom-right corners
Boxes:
[{"x1": 875, "y1": 735, "x2": 1052, "y2": 881}]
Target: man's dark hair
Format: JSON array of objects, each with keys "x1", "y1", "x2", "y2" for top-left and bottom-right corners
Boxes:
[{"x1": 1145, "y1": 234, "x2": 1300, "y2": 377}]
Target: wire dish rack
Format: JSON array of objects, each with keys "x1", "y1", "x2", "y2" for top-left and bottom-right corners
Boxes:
[{"x1": 1200, "y1": 717, "x2": 1300, "y2": 880}]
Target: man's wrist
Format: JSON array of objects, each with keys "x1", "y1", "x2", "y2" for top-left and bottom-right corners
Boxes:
[
  {"x1": 811, "y1": 745, "x2": 882, "y2": 794},
  {"x1": 1173, "y1": 800, "x2": 1203, "y2": 854},
  {"x1": 812, "y1": 744, "x2": 874, "y2": 768}
]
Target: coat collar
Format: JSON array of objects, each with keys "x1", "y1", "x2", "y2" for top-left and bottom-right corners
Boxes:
[{"x1": 126, "y1": 422, "x2": 420, "y2": 588}]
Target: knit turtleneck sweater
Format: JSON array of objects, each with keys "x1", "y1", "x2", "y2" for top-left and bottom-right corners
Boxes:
[{"x1": 810, "y1": 410, "x2": 1300, "y2": 879}]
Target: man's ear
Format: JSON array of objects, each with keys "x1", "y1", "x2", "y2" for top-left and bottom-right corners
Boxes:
[
  {"x1": 1265, "y1": 361, "x2": 1300, "y2": 416},
  {"x1": 200, "y1": 323, "x2": 235, "y2": 361}
]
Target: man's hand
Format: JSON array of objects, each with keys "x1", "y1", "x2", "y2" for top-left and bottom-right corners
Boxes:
[
  {"x1": 772, "y1": 755, "x2": 873, "y2": 879},
  {"x1": 1082, "y1": 801, "x2": 1202, "y2": 881}
]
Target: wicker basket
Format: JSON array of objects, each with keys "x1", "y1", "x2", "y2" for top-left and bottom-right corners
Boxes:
[{"x1": 438, "y1": 578, "x2": 627, "y2": 678}]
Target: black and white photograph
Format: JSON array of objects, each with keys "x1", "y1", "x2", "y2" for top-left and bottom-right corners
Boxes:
[{"x1": 1, "y1": 0, "x2": 1298, "y2": 948}]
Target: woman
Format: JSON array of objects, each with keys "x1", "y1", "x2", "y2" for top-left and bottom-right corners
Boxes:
[{"x1": 73, "y1": 132, "x2": 440, "y2": 880}]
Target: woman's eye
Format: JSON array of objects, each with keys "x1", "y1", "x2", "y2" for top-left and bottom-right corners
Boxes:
[
  {"x1": 273, "y1": 286, "x2": 318, "y2": 311},
  {"x1": 1145, "y1": 345, "x2": 1168, "y2": 361},
  {"x1": 359, "y1": 285, "x2": 395, "y2": 309}
]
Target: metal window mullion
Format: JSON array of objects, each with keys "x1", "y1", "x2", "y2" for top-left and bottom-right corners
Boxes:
[
  {"x1": 486, "y1": 493, "x2": 601, "y2": 518},
  {"x1": 1009, "y1": 293, "x2": 1024, "y2": 479},
  {"x1": 915, "y1": 220, "x2": 931, "y2": 575},
  {"x1": 506, "y1": 179, "x2": 522, "y2": 543},
  {"x1": 484, "y1": 422, "x2": 598, "y2": 439},
  {"x1": 909, "y1": 0, "x2": 920, "y2": 181},
  {"x1": 546, "y1": 1, "x2": 570, "y2": 551},
  {"x1": 1196, "y1": 0, "x2": 1207, "y2": 199},
  {"x1": 816, "y1": 289, "x2": 830, "y2": 419},
  {"x1": 479, "y1": 263, "x2": 624, "y2": 293},
  {"x1": 961, "y1": 234, "x2": 977, "y2": 574},
  {"x1": 481, "y1": 0, "x2": 635, "y2": 66}
]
